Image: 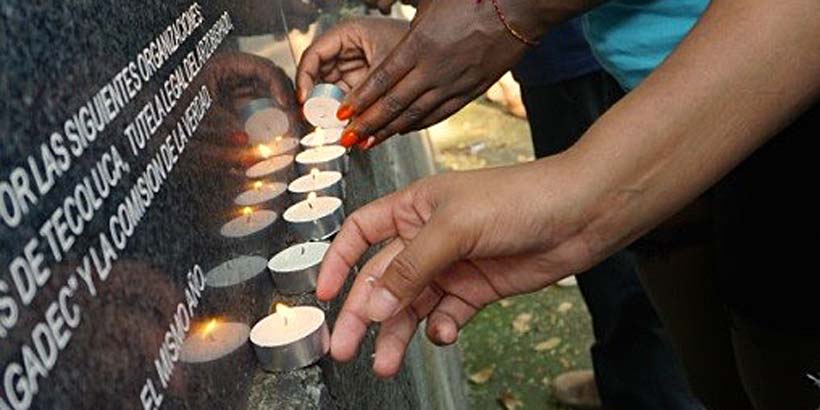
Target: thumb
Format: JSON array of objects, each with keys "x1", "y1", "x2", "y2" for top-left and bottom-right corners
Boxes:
[{"x1": 366, "y1": 217, "x2": 462, "y2": 322}]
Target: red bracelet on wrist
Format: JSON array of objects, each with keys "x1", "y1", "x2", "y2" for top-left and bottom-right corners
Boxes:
[{"x1": 478, "y1": 0, "x2": 539, "y2": 47}]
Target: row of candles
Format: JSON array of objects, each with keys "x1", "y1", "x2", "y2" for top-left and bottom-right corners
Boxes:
[{"x1": 179, "y1": 84, "x2": 351, "y2": 372}]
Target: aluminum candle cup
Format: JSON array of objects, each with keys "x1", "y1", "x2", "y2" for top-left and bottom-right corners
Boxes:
[
  {"x1": 295, "y1": 145, "x2": 349, "y2": 175},
  {"x1": 257, "y1": 136, "x2": 299, "y2": 157},
  {"x1": 283, "y1": 194, "x2": 344, "y2": 241},
  {"x1": 181, "y1": 320, "x2": 251, "y2": 364},
  {"x1": 250, "y1": 305, "x2": 330, "y2": 372},
  {"x1": 303, "y1": 84, "x2": 348, "y2": 129},
  {"x1": 201, "y1": 256, "x2": 273, "y2": 322},
  {"x1": 267, "y1": 242, "x2": 329, "y2": 294},
  {"x1": 240, "y1": 98, "x2": 290, "y2": 145},
  {"x1": 246, "y1": 154, "x2": 295, "y2": 183},
  {"x1": 219, "y1": 208, "x2": 278, "y2": 257},
  {"x1": 300, "y1": 128, "x2": 343, "y2": 149},
  {"x1": 288, "y1": 170, "x2": 345, "y2": 202},
  {"x1": 235, "y1": 181, "x2": 289, "y2": 214},
  {"x1": 179, "y1": 319, "x2": 255, "y2": 410}
]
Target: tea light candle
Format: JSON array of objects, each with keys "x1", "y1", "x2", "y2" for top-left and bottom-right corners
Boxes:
[
  {"x1": 295, "y1": 145, "x2": 349, "y2": 175},
  {"x1": 201, "y1": 255, "x2": 273, "y2": 322},
  {"x1": 219, "y1": 207, "x2": 278, "y2": 257},
  {"x1": 300, "y1": 127, "x2": 343, "y2": 149},
  {"x1": 246, "y1": 154, "x2": 294, "y2": 182},
  {"x1": 258, "y1": 136, "x2": 299, "y2": 157},
  {"x1": 283, "y1": 193, "x2": 344, "y2": 241},
  {"x1": 235, "y1": 181, "x2": 289, "y2": 213},
  {"x1": 303, "y1": 84, "x2": 348, "y2": 129},
  {"x1": 240, "y1": 98, "x2": 290, "y2": 145},
  {"x1": 250, "y1": 304, "x2": 329, "y2": 372},
  {"x1": 288, "y1": 169, "x2": 345, "y2": 202},
  {"x1": 268, "y1": 241, "x2": 329, "y2": 294},
  {"x1": 181, "y1": 319, "x2": 251, "y2": 363}
]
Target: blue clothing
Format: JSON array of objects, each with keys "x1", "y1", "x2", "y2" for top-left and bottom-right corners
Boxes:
[
  {"x1": 512, "y1": 18, "x2": 601, "y2": 86},
  {"x1": 583, "y1": 0, "x2": 710, "y2": 90}
]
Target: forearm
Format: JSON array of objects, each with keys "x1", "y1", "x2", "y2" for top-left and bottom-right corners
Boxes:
[{"x1": 554, "y1": 0, "x2": 820, "y2": 261}]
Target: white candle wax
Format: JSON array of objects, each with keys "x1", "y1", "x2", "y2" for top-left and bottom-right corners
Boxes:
[
  {"x1": 246, "y1": 155, "x2": 294, "y2": 179},
  {"x1": 181, "y1": 321, "x2": 250, "y2": 363},
  {"x1": 206, "y1": 255, "x2": 269, "y2": 288},
  {"x1": 250, "y1": 306, "x2": 325, "y2": 347},
  {"x1": 288, "y1": 171, "x2": 342, "y2": 196},
  {"x1": 236, "y1": 182, "x2": 287, "y2": 207},
  {"x1": 245, "y1": 107, "x2": 290, "y2": 145},
  {"x1": 296, "y1": 145, "x2": 345, "y2": 167},
  {"x1": 283, "y1": 196, "x2": 342, "y2": 223},
  {"x1": 220, "y1": 209, "x2": 277, "y2": 238},
  {"x1": 303, "y1": 84, "x2": 348, "y2": 129},
  {"x1": 300, "y1": 128, "x2": 343, "y2": 148},
  {"x1": 268, "y1": 242, "x2": 329, "y2": 273}
]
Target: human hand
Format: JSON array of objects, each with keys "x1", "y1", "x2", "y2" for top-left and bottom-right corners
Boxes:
[
  {"x1": 332, "y1": 0, "x2": 547, "y2": 149},
  {"x1": 317, "y1": 158, "x2": 601, "y2": 377},
  {"x1": 295, "y1": 17, "x2": 409, "y2": 134}
]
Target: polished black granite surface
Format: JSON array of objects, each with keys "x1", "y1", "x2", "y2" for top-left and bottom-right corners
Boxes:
[{"x1": 0, "y1": 1, "x2": 433, "y2": 408}]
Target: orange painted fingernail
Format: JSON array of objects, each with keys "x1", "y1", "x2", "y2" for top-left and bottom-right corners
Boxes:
[
  {"x1": 336, "y1": 104, "x2": 354, "y2": 120},
  {"x1": 358, "y1": 136, "x2": 376, "y2": 151},
  {"x1": 340, "y1": 130, "x2": 359, "y2": 147}
]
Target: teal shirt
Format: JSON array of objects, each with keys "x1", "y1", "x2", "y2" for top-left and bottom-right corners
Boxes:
[{"x1": 583, "y1": 0, "x2": 710, "y2": 90}]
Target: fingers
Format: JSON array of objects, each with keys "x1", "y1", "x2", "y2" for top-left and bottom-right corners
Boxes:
[
  {"x1": 316, "y1": 190, "x2": 413, "y2": 301},
  {"x1": 373, "y1": 309, "x2": 418, "y2": 378},
  {"x1": 296, "y1": 30, "x2": 345, "y2": 102},
  {"x1": 342, "y1": 70, "x2": 431, "y2": 146},
  {"x1": 331, "y1": 240, "x2": 404, "y2": 362},
  {"x1": 367, "y1": 215, "x2": 462, "y2": 323},
  {"x1": 426, "y1": 294, "x2": 478, "y2": 345},
  {"x1": 337, "y1": 37, "x2": 417, "y2": 142}
]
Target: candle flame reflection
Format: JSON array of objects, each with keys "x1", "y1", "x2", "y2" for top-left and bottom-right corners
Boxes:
[
  {"x1": 201, "y1": 318, "x2": 219, "y2": 341},
  {"x1": 258, "y1": 144, "x2": 273, "y2": 158},
  {"x1": 276, "y1": 303, "x2": 293, "y2": 327}
]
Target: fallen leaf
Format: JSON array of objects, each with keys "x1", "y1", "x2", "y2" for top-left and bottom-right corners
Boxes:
[
  {"x1": 534, "y1": 337, "x2": 561, "y2": 352},
  {"x1": 556, "y1": 302, "x2": 573, "y2": 313},
  {"x1": 468, "y1": 366, "x2": 494, "y2": 384},
  {"x1": 499, "y1": 299, "x2": 514, "y2": 308},
  {"x1": 512, "y1": 313, "x2": 533, "y2": 334},
  {"x1": 498, "y1": 390, "x2": 523, "y2": 410}
]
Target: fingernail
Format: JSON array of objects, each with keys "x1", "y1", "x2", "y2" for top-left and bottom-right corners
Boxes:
[
  {"x1": 337, "y1": 104, "x2": 354, "y2": 120},
  {"x1": 367, "y1": 287, "x2": 400, "y2": 322},
  {"x1": 357, "y1": 136, "x2": 375, "y2": 151},
  {"x1": 340, "y1": 130, "x2": 359, "y2": 148}
]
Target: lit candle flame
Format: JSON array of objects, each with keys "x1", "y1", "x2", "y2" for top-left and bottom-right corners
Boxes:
[
  {"x1": 201, "y1": 318, "x2": 219, "y2": 341},
  {"x1": 258, "y1": 144, "x2": 273, "y2": 158},
  {"x1": 253, "y1": 181, "x2": 264, "y2": 191},
  {"x1": 310, "y1": 168, "x2": 320, "y2": 178},
  {"x1": 275, "y1": 303, "x2": 293, "y2": 327},
  {"x1": 314, "y1": 129, "x2": 325, "y2": 146},
  {"x1": 242, "y1": 206, "x2": 253, "y2": 222},
  {"x1": 307, "y1": 192, "x2": 317, "y2": 209}
]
